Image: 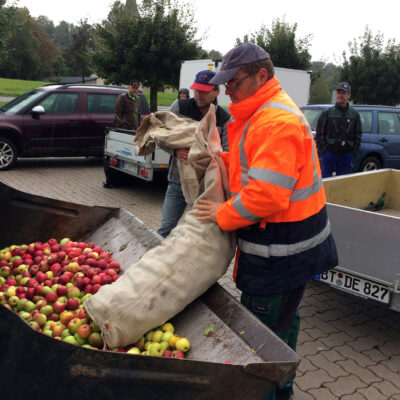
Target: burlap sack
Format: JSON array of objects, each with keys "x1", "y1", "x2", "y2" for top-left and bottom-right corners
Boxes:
[
  {"x1": 84, "y1": 105, "x2": 236, "y2": 348},
  {"x1": 135, "y1": 111, "x2": 199, "y2": 206}
]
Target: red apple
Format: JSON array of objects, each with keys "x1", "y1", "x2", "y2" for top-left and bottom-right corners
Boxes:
[{"x1": 66, "y1": 297, "x2": 79, "y2": 310}]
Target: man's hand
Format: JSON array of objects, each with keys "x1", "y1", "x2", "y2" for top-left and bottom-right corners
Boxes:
[
  {"x1": 194, "y1": 199, "x2": 222, "y2": 222},
  {"x1": 176, "y1": 148, "x2": 190, "y2": 165}
]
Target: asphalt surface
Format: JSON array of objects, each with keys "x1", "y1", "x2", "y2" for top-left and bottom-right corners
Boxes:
[{"x1": 0, "y1": 157, "x2": 399, "y2": 399}]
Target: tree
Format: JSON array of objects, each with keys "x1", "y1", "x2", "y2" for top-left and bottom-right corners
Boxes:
[
  {"x1": 53, "y1": 20, "x2": 75, "y2": 47},
  {"x1": 67, "y1": 18, "x2": 95, "y2": 82},
  {"x1": 208, "y1": 49, "x2": 222, "y2": 60},
  {"x1": 236, "y1": 17, "x2": 312, "y2": 70},
  {"x1": 32, "y1": 21, "x2": 58, "y2": 78},
  {"x1": 0, "y1": 0, "x2": 19, "y2": 67},
  {"x1": 0, "y1": 7, "x2": 41, "y2": 79},
  {"x1": 93, "y1": 0, "x2": 204, "y2": 111},
  {"x1": 339, "y1": 27, "x2": 400, "y2": 105},
  {"x1": 309, "y1": 75, "x2": 331, "y2": 104},
  {"x1": 36, "y1": 15, "x2": 55, "y2": 38}
]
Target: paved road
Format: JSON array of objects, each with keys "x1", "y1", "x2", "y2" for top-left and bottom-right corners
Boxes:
[
  {"x1": 1, "y1": 157, "x2": 399, "y2": 399},
  {"x1": 0, "y1": 96, "x2": 14, "y2": 102}
]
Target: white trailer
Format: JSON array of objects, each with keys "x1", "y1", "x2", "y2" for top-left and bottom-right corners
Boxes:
[
  {"x1": 104, "y1": 128, "x2": 170, "y2": 183},
  {"x1": 179, "y1": 59, "x2": 311, "y2": 107}
]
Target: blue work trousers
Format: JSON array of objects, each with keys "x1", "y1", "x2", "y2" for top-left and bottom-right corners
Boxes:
[
  {"x1": 157, "y1": 182, "x2": 187, "y2": 238},
  {"x1": 321, "y1": 150, "x2": 353, "y2": 178}
]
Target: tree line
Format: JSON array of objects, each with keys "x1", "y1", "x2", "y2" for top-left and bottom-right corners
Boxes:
[{"x1": 1, "y1": 0, "x2": 400, "y2": 107}]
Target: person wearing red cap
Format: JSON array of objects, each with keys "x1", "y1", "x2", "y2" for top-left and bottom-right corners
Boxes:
[
  {"x1": 194, "y1": 43, "x2": 337, "y2": 400},
  {"x1": 157, "y1": 70, "x2": 231, "y2": 238}
]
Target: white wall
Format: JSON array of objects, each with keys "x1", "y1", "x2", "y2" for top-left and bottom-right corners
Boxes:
[{"x1": 180, "y1": 60, "x2": 311, "y2": 108}]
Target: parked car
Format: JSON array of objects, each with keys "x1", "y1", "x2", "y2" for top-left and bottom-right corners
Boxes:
[
  {"x1": 301, "y1": 104, "x2": 400, "y2": 171},
  {"x1": 0, "y1": 84, "x2": 150, "y2": 170}
]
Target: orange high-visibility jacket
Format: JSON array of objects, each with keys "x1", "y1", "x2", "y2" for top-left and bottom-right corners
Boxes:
[{"x1": 216, "y1": 77, "x2": 326, "y2": 231}]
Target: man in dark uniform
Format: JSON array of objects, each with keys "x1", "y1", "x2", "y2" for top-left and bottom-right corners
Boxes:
[{"x1": 316, "y1": 82, "x2": 362, "y2": 177}]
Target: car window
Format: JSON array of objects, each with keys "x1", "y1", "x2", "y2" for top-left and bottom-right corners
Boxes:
[
  {"x1": 358, "y1": 111, "x2": 372, "y2": 133},
  {"x1": 378, "y1": 112, "x2": 400, "y2": 135},
  {"x1": 302, "y1": 109, "x2": 322, "y2": 131},
  {"x1": 38, "y1": 93, "x2": 79, "y2": 115},
  {"x1": 1, "y1": 90, "x2": 46, "y2": 114},
  {"x1": 87, "y1": 93, "x2": 118, "y2": 114}
]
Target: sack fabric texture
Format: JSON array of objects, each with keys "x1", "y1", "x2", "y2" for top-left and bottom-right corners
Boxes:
[
  {"x1": 135, "y1": 111, "x2": 199, "y2": 207},
  {"x1": 85, "y1": 105, "x2": 236, "y2": 348}
]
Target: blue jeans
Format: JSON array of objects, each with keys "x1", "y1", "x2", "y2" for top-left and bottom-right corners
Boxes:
[
  {"x1": 157, "y1": 182, "x2": 187, "y2": 238},
  {"x1": 321, "y1": 150, "x2": 353, "y2": 178}
]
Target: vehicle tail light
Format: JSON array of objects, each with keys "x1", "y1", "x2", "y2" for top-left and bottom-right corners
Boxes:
[
  {"x1": 110, "y1": 158, "x2": 118, "y2": 167},
  {"x1": 140, "y1": 168, "x2": 148, "y2": 179}
]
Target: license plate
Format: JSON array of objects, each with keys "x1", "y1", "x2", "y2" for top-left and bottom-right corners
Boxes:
[
  {"x1": 315, "y1": 270, "x2": 391, "y2": 304},
  {"x1": 121, "y1": 161, "x2": 137, "y2": 173}
]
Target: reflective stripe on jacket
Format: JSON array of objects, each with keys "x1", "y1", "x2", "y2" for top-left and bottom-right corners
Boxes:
[
  {"x1": 217, "y1": 76, "x2": 326, "y2": 230},
  {"x1": 216, "y1": 77, "x2": 337, "y2": 293}
]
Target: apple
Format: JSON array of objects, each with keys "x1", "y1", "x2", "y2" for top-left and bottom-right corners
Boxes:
[
  {"x1": 77, "y1": 324, "x2": 92, "y2": 339},
  {"x1": 168, "y1": 335, "x2": 180, "y2": 348},
  {"x1": 175, "y1": 338, "x2": 190, "y2": 352},
  {"x1": 56, "y1": 285, "x2": 68, "y2": 296},
  {"x1": 66, "y1": 297, "x2": 79, "y2": 310},
  {"x1": 171, "y1": 350, "x2": 185, "y2": 359},
  {"x1": 23, "y1": 300, "x2": 36, "y2": 313},
  {"x1": 59, "y1": 310, "x2": 74, "y2": 325},
  {"x1": 152, "y1": 330, "x2": 164, "y2": 343},
  {"x1": 91, "y1": 284, "x2": 101, "y2": 294},
  {"x1": 63, "y1": 335, "x2": 78, "y2": 345},
  {"x1": 33, "y1": 312, "x2": 47, "y2": 327},
  {"x1": 67, "y1": 286, "x2": 80, "y2": 299},
  {"x1": 68, "y1": 318, "x2": 83, "y2": 334},
  {"x1": 40, "y1": 305, "x2": 53, "y2": 317},
  {"x1": 148, "y1": 343, "x2": 163, "y2": 357},
  {"x1": 53, "y1": 300, "x2": 66, "y2": 313},
  {"x1": 162, "y1": 350, "x2": 172, "y2": 358},
  {"x1": 87, "y1": 332, "x2": 103, "y2": 348},
  {"x1": 8, "y1": 295, "x2": 19, "y2": 307},
  {"x1": 127, "y1": 347, "x2": 141, "y2": 355},
  {"x1": 28, "y1": 321, "x2": 41, "y2": 331}
]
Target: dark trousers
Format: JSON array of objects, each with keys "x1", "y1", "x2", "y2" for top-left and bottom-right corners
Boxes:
[
  {"x1": 241, "y1": 285, "x2": 306, "y2": 400},
  {"x1": 321, "y1": 150, "x2": 353, "y2": 178}
]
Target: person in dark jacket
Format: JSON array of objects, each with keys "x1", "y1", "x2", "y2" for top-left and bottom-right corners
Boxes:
[
  {"x1": 316, "y1": 82, "x2": 362, "y2": 177},
  {"x1": 157, "y1": 70, "x2": 231, "y2": 238},
  {"x1": 178, "y1": 88, "x2": 190, "y2": 99},
  {"x1": 114, "y1": 79, "x2": 142, "y2": 130}
]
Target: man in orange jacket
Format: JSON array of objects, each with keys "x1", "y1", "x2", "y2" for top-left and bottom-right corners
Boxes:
[{"x1": 194, "y1": 43, "x2": 338, "y2": 400}]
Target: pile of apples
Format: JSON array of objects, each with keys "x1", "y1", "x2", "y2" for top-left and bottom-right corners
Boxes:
[{"x1": 0, "y1": 238, "x2": 190, "y2": 358}]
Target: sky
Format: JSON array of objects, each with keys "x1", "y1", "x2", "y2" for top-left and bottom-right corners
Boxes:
[{"x1": 14, "y1": 0, "x2": 400, "y2": 64}]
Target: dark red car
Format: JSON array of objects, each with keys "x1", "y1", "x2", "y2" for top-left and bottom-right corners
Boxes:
[{"x1": 0, "y1": 84, "x2": 150, "y2": 170}]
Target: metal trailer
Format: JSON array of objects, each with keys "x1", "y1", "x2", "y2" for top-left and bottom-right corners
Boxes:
[
  {"x1": 104, "y1": 127, "x2": 170, "y2": 182},
  {"x1": 0, "y1": 182, "x2": 299, "y2": 400},
  {"x1": 318, "y1": 169, "x2": 400, "y2": 312}
]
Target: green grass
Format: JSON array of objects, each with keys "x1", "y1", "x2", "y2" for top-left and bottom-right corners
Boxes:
[
  {"x1": 0, "y1": 78, "x2": 52, "y2": 97},
  {"x1": 141, "y1": 90, "x2": 177, "y2": 106},
  {"x1": 0, "y1": 101, "x2": 6, "y2": 108}
]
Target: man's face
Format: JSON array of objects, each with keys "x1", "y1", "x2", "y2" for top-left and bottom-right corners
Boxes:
[
  {"x1": 194, "y1": 87, "x2": 219, "y2": 108},
  {"x1": 336, "y1": 89, "x2": 351, "y2": 106},
  {"x1": 128, "y1": 85, "x2": 139, "y2": 96},
  {"x1": 224, "y1": 69, "x2": 266, "y2": 104}
]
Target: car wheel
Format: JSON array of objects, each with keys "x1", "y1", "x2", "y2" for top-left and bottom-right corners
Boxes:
[
  {"x1": 359, "y1": 156, "x2": 382, "y2": 172},
  {"x1": 0, "y1": 137, "x2": 18, "y2": 171}
]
